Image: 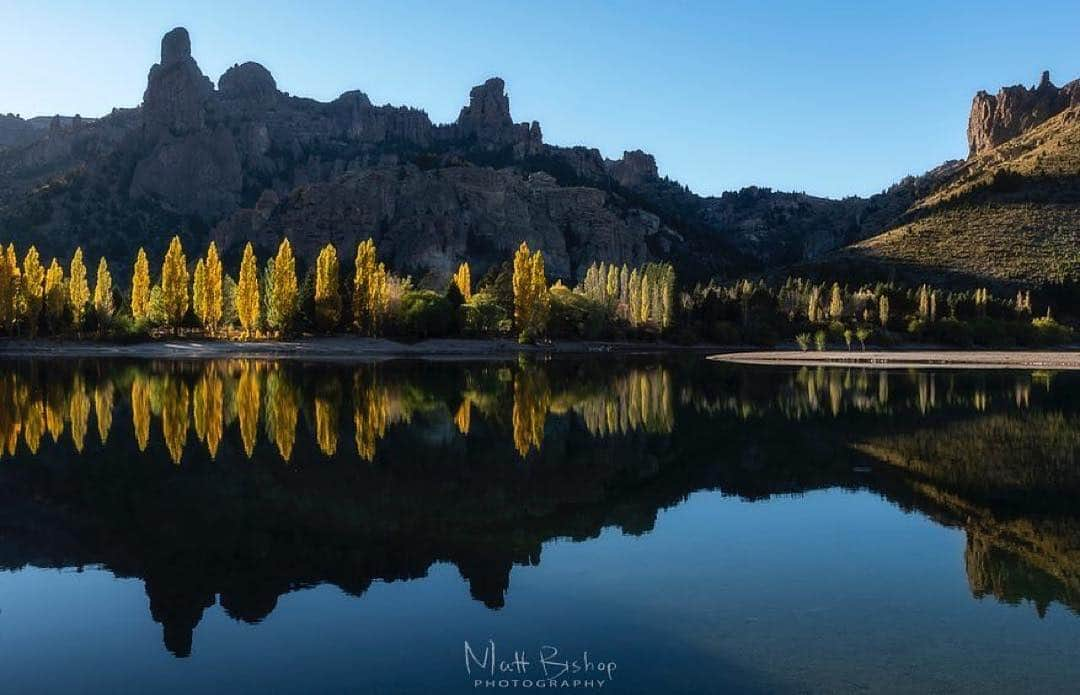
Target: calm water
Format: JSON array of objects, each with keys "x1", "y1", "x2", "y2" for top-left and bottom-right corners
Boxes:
[{"x1": 1, "y1": 356, "x2": 1079, "y2": 693}]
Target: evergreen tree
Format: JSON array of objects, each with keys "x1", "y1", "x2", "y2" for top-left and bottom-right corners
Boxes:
[
  {"x1": 131, "y1": 248, "x2": 151, "y2": 323},
  {"x1": 269, "y1": 238, "x2": 299, "y2": 332},
  {"x1": 314, "y1": 243, "x2": 342, "y2": 331},
  {"x1": 160, "y1": 236, "x2": 189, "y2": 329},
  {"x1": 236, "y1": 242, "x2": 260, "y2": 336}
]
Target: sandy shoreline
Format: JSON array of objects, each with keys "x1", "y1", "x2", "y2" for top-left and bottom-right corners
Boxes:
[
  {"x1": 0, "y1": 337, "x2": 720, "y2": 362},
  {"x1": 708, "y1": 349, "x2": 1080, "y2": 370}
]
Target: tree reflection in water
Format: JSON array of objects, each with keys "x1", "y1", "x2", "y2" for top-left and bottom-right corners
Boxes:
[{"x1": 1, "y1": 357, "x2": 1080, "y2": 656}]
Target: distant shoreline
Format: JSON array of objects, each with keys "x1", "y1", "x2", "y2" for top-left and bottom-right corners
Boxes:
[
  {"x1": 0, "y1": 337, "x2": 722, "y2": 362},
  {"x1": 708, "y1": 349, "x2": 1080, "y2": 370}
]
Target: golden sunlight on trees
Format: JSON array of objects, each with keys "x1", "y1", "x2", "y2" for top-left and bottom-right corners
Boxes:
[
  {"x1": 193, "y1": 367, "x2": 224, "y2": 459},
  {"x1": 314, "y1": 389, "x2": 340, "y2": 456},
  {"x1": 192, "y1": 259, "x2": 206, "y2": 325},
  {"x1": 264, "y1": 368, "x2": 299, "y2": 461},
  {"x1": 454, "y1": 399, "x2": 472, "y2": 435},
  {"x1": 353, "y1": 368, "x2": 390, "y2": 462},
  {"x1": 512, "y1": 242, "x2": 549, "y2": 343},
  {"x1": 93, "y1": 258, "x2": 113, "y2": 320},
  {"x1": 94, "y1": 380, "x2": 114, "y2": 444},
  {"x1": 44, "y1": 262, "x2": 65, "y2": 331},
  {"x1": 161, "y1": 375, "x2": 190, "y2": 464},
  {"x1": 68, "y1": 248, "x2": 90, "y2": 327},
  {"x1": 203, "y1": 242, "x2": 223, "y2": 333},
  {"x1": 353, "y1": 239, "x2": 389, "y2": 335},
  {"x1": 314, "y1": 243, "x2": 342, "y2": 331},
  {"x1": 453, "y1": 262, "x2": 472, "y2": 302},
  {"x1": 511, "y1": 363, "x2": 551, "y2": 456},
  {"x1": 237, "y1": 243, "x2": 260, "y2": 336},
  {"x1": 131, "y1": 248, "x2": 151, "y2": 322},
  {"x1": 131, "y1": 374, "x2": 151, "y2": 452},
  {"x1": 21, "y1": 247, "x2": 45, "y2": 336},
  {"x1": 68, "y1": 373, "x2": 90, "y2": 453},
  {"x1": 161, "y1": 236, "x2": 189, "y2": 330},
  {"x1": 268, "y1": 238, "x2": 299, "y2": 333},
  {"x1": 829, "y1": 283, "x2": 844, "y2": 321},
  {"x1": 236, "y1": 362, "x2": 261, "y2": 458},
  {"x1": 0, "y1": 246, "x2": 16, "y2": 331}
]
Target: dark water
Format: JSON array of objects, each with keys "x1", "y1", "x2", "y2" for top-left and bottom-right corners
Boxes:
[{"x1": 1, "y1": 356, "x2": 1080, "y2": 693}]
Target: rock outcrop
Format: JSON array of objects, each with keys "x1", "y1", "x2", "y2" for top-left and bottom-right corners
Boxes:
[
  {"x1": 142, "y1": 27, "x2": 213, "y2": 135},
  {"x1": 213, "y1": 165, "x2": 659, "y2": 283},
  {"x1": 967, "y1": 71, "x2": 1080, "y2": 156}
]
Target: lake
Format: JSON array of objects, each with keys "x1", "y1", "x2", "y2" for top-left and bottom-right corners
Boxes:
[{"x1": 1, "y1": 355, "x2": 1079, "y2": 693}]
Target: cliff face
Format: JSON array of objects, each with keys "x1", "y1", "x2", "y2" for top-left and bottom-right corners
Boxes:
[
  {"x1": 8, "y1": 26, "x2": 1060, "y2": 285},
  {"x1": 967, "y1": 71, "x2": 1080, "y2": 156}
]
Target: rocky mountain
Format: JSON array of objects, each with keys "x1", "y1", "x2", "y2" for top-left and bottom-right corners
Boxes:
[
  {"x1": 967, "y1": 71, "x2": 1080, "y2": 156},
  {"x1": 827, "y1": 73, "x2": 1080, "y2": 289},
  {"x1": 0, "y1": 27, "x2": 918, "y2": 285},
  {"x1": 2, "y1": 27, "x2": 1075, "y2": 290}
]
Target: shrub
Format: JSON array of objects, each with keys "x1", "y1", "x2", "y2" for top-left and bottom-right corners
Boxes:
[
  {"x1": 547, "y1": 285, "x2": 607, "y2": 339},
  {"x1": 463, "y1": 291, "x2": 511, "y2": 337},
  {"x1": 397, "y1": 290, "x2": 453, "y2": 338},
  {"x1": 795, "y1": 333, "x2": 811, "y2": 351},
  {"x1": 1032, "y1": 313, "x2": 1074, "y2": 345},
  {"x1": 814, "y1": 330, "x2": 827, "y2": 351}
]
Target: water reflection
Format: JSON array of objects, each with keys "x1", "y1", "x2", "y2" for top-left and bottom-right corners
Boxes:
[{"x1": 1, "y1": 357, "x2": 1079, "y2": 658}]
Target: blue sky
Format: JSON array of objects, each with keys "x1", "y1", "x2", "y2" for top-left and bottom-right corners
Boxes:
[{"x1": 2, "y1": 0, "x2": 1078, "y2": 198}]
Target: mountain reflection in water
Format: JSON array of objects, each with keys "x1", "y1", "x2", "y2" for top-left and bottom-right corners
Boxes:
[{"x1": 0, "y1": 356, "x2": 1079, "y2": 658}]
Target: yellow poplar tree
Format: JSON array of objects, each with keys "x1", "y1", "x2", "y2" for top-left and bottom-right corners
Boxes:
[
  {"x1": 160, "y1": 236, "x2": 189, "y2": 329},
  {"x1": 21, "y1": 247, "x2": 45, "y2": 336},
  {"x1": 453, "y1": 262, "x2": 472, "y2": 301},
  {"x1": 829, "y1": 282, "x2": 843, "y2": 320},
  {"x1": 192, "y1": 258, "x2": 206, "y2": 325},
  {"x1": 314, "y1": 243, "x2": 342, "y2": 331},
  {"x1": 93, "y1": 257, "x2": 113, "y2": 319},
  {"x1": 353, "y1": 238, "x2": 388, "y2": 335},
  {"x1": 512, "y1": 242, "x2": 549, "y2": 342},
  {"x1": 236, "y1": 242, "x2": 260, "y2": 336},
  {"x1": 131, "y1": 248, "x2": 151, "y2": 322},
  {"x1": 68, "y1": 247, "x2": 90, "y2": 326},
  {"x1": 0, "y1": 244, "x2": 14, "y2": 330},
  {"x1": 203, "y1": 242, "x2": 223, "y2": 332},
  {"x1": 44, "y1": 259, "x2": 65, "y2": 330},
  {"x1": 269, "y1": 238, "x2": 298, "y2": 332}
]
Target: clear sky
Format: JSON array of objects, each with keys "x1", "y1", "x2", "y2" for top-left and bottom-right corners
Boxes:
[{"x1": 2, "y1": 0, "x2": 1078, "y2": 198}]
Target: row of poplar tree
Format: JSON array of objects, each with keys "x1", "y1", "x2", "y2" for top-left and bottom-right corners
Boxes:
[{"x1": 0, "y1": 237, "x2": 674, "y2": 341}]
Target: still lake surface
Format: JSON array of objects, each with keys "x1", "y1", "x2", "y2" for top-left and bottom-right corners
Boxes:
[{"x1": 1, "y1": 355, "x2": 1079, "y2": 693}]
